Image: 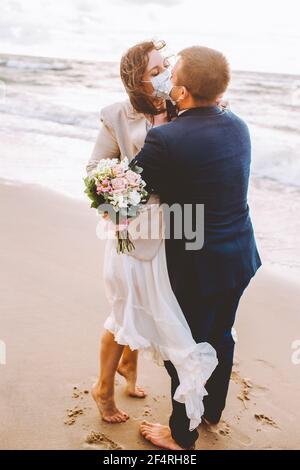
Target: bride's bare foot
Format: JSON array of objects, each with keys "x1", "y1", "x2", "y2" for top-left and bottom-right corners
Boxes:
[
  {"x1": 91, "y1": 384, "x2": 129, "y2": 424},
  {"x1": 140, "y1": 421, "x2": 188, "y2": 450},
  {"x1": 117, "y1": 364, "x2": 147, "y2": 398}
]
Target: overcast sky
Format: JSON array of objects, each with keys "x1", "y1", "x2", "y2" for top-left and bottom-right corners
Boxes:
[{"x1": 1, "y1": 0, "x2": 300, "y2": 74}]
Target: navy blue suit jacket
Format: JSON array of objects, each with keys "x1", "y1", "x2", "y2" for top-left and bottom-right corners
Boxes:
[{"x1": 130, "y1": 106, "x2": 261, "y2": 296}]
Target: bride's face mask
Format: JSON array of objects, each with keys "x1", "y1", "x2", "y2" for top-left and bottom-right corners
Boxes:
[
  {"x1": 142, "y1": 69, "x2": 188, "y2": 109},
  {"x1": 142, "y1": 68, "x2": 174, "y2": 101},
  {"x1": 141, "y1": 51, "x2": 179, "y2": 103}
]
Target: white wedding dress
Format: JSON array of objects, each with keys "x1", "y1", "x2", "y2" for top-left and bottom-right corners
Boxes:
[{"x1": 101, "y1": 194, "x2": 218, "y2": 431}]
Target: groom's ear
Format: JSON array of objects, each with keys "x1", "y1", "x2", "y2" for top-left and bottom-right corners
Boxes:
[
  {"x1": 171, "y1": 84, "x2": 188, "y2": 103},
  {"x1": 182, "y1": 86, "x2": 190, "y2": 99},
  {"x1": 179, "y1": 85, "x2": 190, "y2": 104}
]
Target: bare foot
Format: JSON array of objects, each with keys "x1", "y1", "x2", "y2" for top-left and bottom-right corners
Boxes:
[
  {"x1": 117, "y1": 364, "x2": 147, "y2": 398},
  {"x1": 140, "y1": 421, "x2": 188, "y2": 450},
  {"x1": 91, "y1": 384, "x2": 129, "y2": 424}
]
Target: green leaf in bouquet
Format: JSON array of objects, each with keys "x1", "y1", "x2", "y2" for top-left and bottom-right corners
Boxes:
[
  {"x1": 127, "y1": 206, "x2": 138, "y2": 217},
  {"x1": 83, "y1": 175, "x2": 91, "y2": 185},
  {"x1": 134, "y1": 165, "x2": 143, "y2": 174},
  {"x1": 83, "y1": 176, "x2": 106, "y2": 209}
]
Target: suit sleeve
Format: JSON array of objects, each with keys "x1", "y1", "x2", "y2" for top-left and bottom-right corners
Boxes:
[{"x1": 130, "y1": 127, "x2": 167, "y2": 194}]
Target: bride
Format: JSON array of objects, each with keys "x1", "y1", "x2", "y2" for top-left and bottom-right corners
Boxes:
[{"x1": 86, "y1": 40, "x2": 218, "y2": 445}]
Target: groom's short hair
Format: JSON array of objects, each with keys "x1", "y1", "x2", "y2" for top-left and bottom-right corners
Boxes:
[{"x1": 177, "y1": 46, "x2": 230, "y2": 101}]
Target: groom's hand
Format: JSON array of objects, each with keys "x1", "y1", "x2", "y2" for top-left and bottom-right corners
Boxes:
[
  {"x1": 216, "y1": 97, "x2": 229, "y2": 110},
  {"x1": 129, "y1": 127, "x2": 166, "y2": 195}
]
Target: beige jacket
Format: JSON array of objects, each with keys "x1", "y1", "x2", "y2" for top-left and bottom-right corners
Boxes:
[
  {"x1": 86, "y1": 99, "x2": 149, "y2": 175},
  {"x1": 86, "y1": 99, "x2": 162, "y2": 261}
]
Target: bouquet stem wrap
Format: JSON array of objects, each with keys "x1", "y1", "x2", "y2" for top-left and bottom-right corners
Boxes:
[
  {"x1": 116, "y1": 220, "x2": 135, "y2": 254},
  {"x1": 116, "y1": 228, "x2": 135, "y2": 254}
]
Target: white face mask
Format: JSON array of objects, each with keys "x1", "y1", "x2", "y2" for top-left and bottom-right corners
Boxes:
[{"x1": 143, "y1": 69, "x2": 174, "y2": 101}]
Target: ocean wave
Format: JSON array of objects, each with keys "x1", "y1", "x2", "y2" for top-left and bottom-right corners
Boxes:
[
  {"x1": 246, "y1": 119, "x2": 300, "y2": 135},
  {"x1": 0, "y1": 58, "x2": 72, "y2": 71},
  {"x1": 0, "y1": 105, "x2": 99, "y2": 130},
  {"x1": 0, "y1": 119, "x2": 96, "y2": 142},
  {"x1": 0, "y1": 57, "x2": 72, "y2": 70}
]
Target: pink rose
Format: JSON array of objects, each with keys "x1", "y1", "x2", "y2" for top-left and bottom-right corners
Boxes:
[
  {"x1": 111, "y1": 177, "x2": 128, "y2": 194},
  {"x1": 125, "y1": 170, "x2": 141, "y2": 187},
  {"x1": 112, "y1": 164, "x2": 125, "y2": 177},
  {"x1": 96, "y1": 178, "x2": 111, "y2": 194}
]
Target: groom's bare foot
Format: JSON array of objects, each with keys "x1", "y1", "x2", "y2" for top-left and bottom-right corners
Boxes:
[
  {"x1": 140, "y1": 421, "x2": 188, "y2": 450},
  {"x1": 117, "y1": 364, "x2": 147, "y2": 398},
  {"x1": 91, "y1": 384, "x2": 129, "y2": 424}
]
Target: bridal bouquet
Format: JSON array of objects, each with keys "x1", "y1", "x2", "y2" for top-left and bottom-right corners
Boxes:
[{"x1": 84, "y1": 157, "x2": 149, "y2": 254}]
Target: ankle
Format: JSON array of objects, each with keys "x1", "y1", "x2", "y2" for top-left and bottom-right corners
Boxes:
[
  {"x1": 118, "y1": 362, "x2": 137, "y2": 375},
  {"x1": 93, "y1": 382, "x2": 114, "y2": 400}
]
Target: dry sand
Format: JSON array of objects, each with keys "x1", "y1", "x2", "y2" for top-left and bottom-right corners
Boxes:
[{"x1": 0, "y1": 179, "x2": 299, "y2": 450}]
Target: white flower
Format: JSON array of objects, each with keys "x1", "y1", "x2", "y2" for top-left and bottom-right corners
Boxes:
[
  {"x1": 118, "y1": 195, "x2": 128, "y2": 208},
  {"x1": 111, "y1": 193, "x2": 128, "y2": 209},
  {"x1": 96, "y1": 158, "x2": 119, "y2": 172},
  {"x1": 128, "y1": 189, "x2": 141, "y2": 206},
  {"x1": 119, "y1": 196, "x2": 128, "y2": 209}
]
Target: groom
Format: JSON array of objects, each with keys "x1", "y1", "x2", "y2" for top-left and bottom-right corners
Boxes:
[{"x1": 130, "y1": 46, "x2": 261, "y2": 450}]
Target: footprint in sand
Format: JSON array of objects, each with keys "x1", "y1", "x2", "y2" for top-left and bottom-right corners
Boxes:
[
  {"x1": 64, "y1": 406, "x2": 86, "y2": 425},
  {"x1": 83, "y1": 431, "x2": 123, "y2": 450},
  {"x1": 72, "y1": 385, "x2": 90, "y2": 400},
  {"x1": 254, "y1": 414, "x2": 279, "y2": 429},
  {"x1": 203, "y1": 419, "x2": 231, "y2": 437},
  {"x1": 231, "y1": 371, "x2": 269, "y2": 406},
  {"x1": 204, "y1": 419, "x2": 253, "y2": 447},
  {"x1": 230, "y1": 370, "x2": 240, "y2": 384},
  {"x1": 255, "y1": 359, "x2": 275, "y2": 370},
  {"x1": 237, "y1": 378, "x2": 253, "y2": 406},
  {"x1": 231, "y1": 371, "x2": 253, "y2": 406},
  {"x1": 250, "y1": 383, "x2": 269, "y2": 398},
  {"x1": 131, "y1": 404, "x2": 154, "y2": 422},
  {"x1": 142, "y1": 405, "x2": 153, "y2": 417},
  {"x1": 64, "y1": 385, "x2": 91, "y2": 425}
]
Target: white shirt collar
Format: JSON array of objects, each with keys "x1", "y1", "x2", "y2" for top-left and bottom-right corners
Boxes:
[{"x1": 177, "y1": 109, "x2": 189, "y2": 116}]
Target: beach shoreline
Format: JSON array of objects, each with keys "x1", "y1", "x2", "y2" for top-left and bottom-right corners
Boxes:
[{"x1": 1, "y1": 180, "x2": 300, "y2": 450}]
